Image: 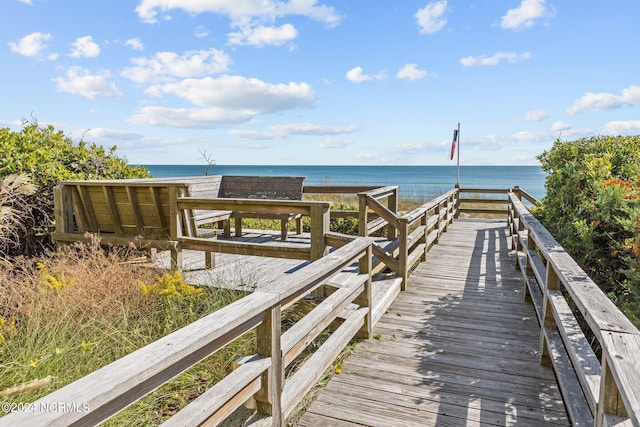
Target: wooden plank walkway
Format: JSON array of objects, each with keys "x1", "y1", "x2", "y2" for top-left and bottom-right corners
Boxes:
[{"x1": 298, "y1": 218, "x2": 570, "y2": 426}]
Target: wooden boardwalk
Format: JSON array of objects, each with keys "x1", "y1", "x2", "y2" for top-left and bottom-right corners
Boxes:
[{"x1": 298, "y1": 218, "x2": 570, "y2": 426}]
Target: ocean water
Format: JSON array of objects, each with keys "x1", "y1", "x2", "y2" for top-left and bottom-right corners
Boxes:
[{"x1": 141, "y1": 165, "x2": 547, "y2": 201}]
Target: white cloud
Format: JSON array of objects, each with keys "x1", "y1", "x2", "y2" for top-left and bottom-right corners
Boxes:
[
  {"x1": 346, "y1": 66, "x2": 385, "y2": 83},
  {"x1": 131, "y1": 75, "x2": 315, "y2": 128},
  {"x1": 415, "y1": 1, "x2": 448, "y2": 34},
  {"x1": 514, "y1": 109, "x2": 548, "y2": 121},
  {"x1": 397, "y1": 63, "x2": 433, "y2": 80},
  {"x1": 8, "y1": 32, "x2": 51, "y2": 57},
  {"x1": 566, "y1": 85, "x2": 640, "y2": 114},
  {"x1": 77, "y1": 128, "x2": 144, "y2": 142},
  {"x1": 460, "y1": 51, "x2": 531, "y2": 67},
  {"x1": 230, "y1": 123, "x2": 358, "y2": 139},
  {"x1": 551, "y1": 121, "x2": 571, "y2": 132},
  {"x1": 501, "y1": 0, "x2": 555, "y2": 31},
  {"x1": 228, "y1": 23, "x2": 298, "y2": 47},
  {"x1": 69, "y1": 36, "x2": 100, "y2": 58},
  {"x1": 121, "y1": 49, "x2": 231, "y2": 83},
  {"x1": 319, "y1": 138, "x2": 354, "y2": 149},
  {"x1": 125, "y1": 38, "x2": 144, "y2": 51},
  {"x1": 135, "y1": 0, "x2": 341, "y2": 27},
  {"x1": 603, "y1": 120, "x2": 640, "y2": 136},
  {"x1": 54, "y1": 67, "x2": 123, "y2": 99},
  {"x1": 18, "y1": 0, "x2": 33, "y2": 4},
  {"x1": 195, "y1": 26, "x2": 209, "y2": 38},
  {"x1": 129, "y1": 106, "x2": 255, "y2": 128},
  {"x1": 150, "y1": 75, "x2": 314, "y2": 108}
]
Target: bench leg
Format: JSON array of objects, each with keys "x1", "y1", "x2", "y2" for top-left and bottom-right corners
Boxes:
[
  {"x1": 205, "y1": 251, "x2": 214, "y2": 269},
  {"x1": 171, "y1": 248, "x2": 183, "y2": 272},
  {"x1": 223, "y1": 219, "x2": 231, "y2": 238},
  {"x1": 235, "y1": 217, "x2": 242, "y2": 237},
  {"x1": 281, "y1": 219, "x2": 288, "y2": 241},
  {"x1": 296, "y1": 216, "x2": 302, "y2": 234}
]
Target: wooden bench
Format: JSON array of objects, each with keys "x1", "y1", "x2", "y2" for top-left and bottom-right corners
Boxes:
[
  {"x1": 150, "y1": 176, "x2": 231, "y2": 238},
  {"x1": 52, "y1": 176, "x2": 307, "y2": 270},
  {"x1": 219, "y1": 176, "x2": 305, "y2": 240},
  {"x1": 52, "y1": 180, "x2": 191, "y2": 268}
]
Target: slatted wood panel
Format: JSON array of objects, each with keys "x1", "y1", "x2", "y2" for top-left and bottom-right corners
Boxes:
[{"x1": 298, "y1": 219, "x2": 570, "y2": 427}]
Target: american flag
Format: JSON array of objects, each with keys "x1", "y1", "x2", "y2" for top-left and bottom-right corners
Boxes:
[{"x1": 450, "y1": 129, "x2": 458, "y2": 160}]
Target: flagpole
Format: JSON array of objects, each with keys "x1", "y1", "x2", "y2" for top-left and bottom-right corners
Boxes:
[{"x1": 456, "y1": 122, "x2": 460, "y2": 187}]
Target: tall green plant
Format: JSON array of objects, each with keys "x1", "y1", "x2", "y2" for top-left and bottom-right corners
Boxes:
[
  {"x1": 0, "y1": 122, "x2": 151, "y2": 256},
  {"x1": 536, "y1": 135, "x2": 640, "y2": 327}
]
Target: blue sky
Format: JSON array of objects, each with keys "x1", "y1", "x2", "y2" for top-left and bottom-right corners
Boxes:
[{"x1": 2, "y1": 1, "x2": 640, "y2": 166}]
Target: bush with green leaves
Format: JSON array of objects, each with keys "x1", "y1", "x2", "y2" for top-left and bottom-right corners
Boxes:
[
  {"x1": 0, "y1": 122, "x2": 150, "y2": 256},
  {"x1": 536, "y1": 135, "x2": 640, "y2": 327}
]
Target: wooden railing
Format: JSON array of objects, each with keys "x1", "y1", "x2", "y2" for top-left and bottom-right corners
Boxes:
[
  {"x1": 321, "y1": 187, "x2": 459, "y2": 290},
  {"x1": 396, "y1": 188, "x2": 458, "y2": 289},
  {"x1": 0, "y1": 237, "x2": 374, "y2": 427},
  {"x1": 457, "y1": 187, "x2": 510, "y2": 216},
  {"x1": 508, "y1": 191, "x2": 640, "y2": 427},
  {"x1": 173, "y1": 192, "x2": 332, "y2": 263}
]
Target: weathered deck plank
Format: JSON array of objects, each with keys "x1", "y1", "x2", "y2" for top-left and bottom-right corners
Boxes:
[{"x1": 298, "y1": 219, "x2": 570, "y2": 426}]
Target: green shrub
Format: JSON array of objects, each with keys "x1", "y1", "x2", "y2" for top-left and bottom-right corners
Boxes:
[
  {"x1": 0, "y1": 122, "x2": 150, "y2": 256},
  {"x1": 536, "y1": 135, "x2": 640, "y2": 327}
]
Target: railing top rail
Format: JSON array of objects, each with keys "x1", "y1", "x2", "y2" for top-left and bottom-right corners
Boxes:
[
  {"x1": 176, "y1": 197, "x2": 332, "y2": 215},
  {"x1": 357, "y1": 185, "x2": 398, "y2": 199},
  {"x1": 303, "y1": 185, "x2": 381, "y2": 194},
  {"x1": 458, "y1": 187, "x2": 510, "y2": 194},
  {"x1": 513, "y1": 186, "x2": 540, "y2": 206},
  {"x1": 56, "y1": 181, "x2": 192, "y2": 188},
  {"x1": 0, "y1": 236, "x2": 375, "y2": 427},
  {"x1": 0, "y1": 291, "x2": 279, "y2": 426},
  {"x1": 401, "y1": 187, "x2": 458, "y2": 224},
  {"x1": 509, "y1": 192, "x2": 638, "y2": 337}
]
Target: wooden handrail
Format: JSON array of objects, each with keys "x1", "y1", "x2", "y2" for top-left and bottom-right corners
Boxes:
[
  {"x1": 0, "y1": 237, "x2": 375, "y2": 427},
  {"x1": 508, "y1": 191, "x2": 640, "y2": 427},
  {"x1": 395, "y1": 188, "x2": 459, "y2": 290},
  {"x1": 175, "y1": 196, "x2": 332, "y2": 262}
]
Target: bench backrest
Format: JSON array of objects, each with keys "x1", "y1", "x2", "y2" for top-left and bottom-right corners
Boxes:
[
  {"x1": 56, "y1": 180, "x2": 191, "y2": 239},
  {"x1": 220, "y1": 176, "x2": 305, "y2": 200},
  {"x1": 54, "y1": 175, "x2": 306, "y2": 239}
]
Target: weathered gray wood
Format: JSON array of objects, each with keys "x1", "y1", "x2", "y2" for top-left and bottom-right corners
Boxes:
[
  {"x1": 364, "y1": 194, "x2": 399, "y2": 230},
  {"x1": 255, "y1": 304, "x2": 283, "y2": 425},
  {"x1": 309, "y1": 203, "x2": 330, "y2": 261},
  {"x1": 299, "y1": 218, "x2": 570, "y2": 427},
  {"x1": 0, "y1": 291, "x2": 278, "y2": 426},
  {"x1": 282, "y1": 277, "x2": 366, "y2": 365},
  {"x1": 598, "y1": 331, "x2": 640, "y2": 427},
  {"x1": 179, "y1": 236, "x2": 311, "y2": 260},
  {"x1": 160, "y1": 357, "x2": 270, "y2": 427},
  {"x1": 510, "y1": 194, "x2": 637, "y2": 339},
  {"x1": 302, "y1": 185, "x2": 379, "y2": 194},
  {"x1": 53, "y1": 185, "x2": 74, "y2": 234},
  {"x1": 281, "y1": 307, "x2": 367, "y2": 418}
]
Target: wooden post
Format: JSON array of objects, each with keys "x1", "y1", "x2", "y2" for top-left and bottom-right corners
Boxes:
[
  {"x1": 255, "y1": 305, "x2": 284, "y2": 426},
  {"x1": 358, "y1": 194, "x2": 368, "y2": 237},
  {"x1": 310, "y1": 204, "x2": 330, "y2": 261},
  {"x1": 54, "y1": 185, "x2": 74, "y2": 235},
  {"x1": 420, "y1": 212, "x2": 428, "y2": 261},
  {"x1": 514, "y1": 214, "x2": 525, "y2": 269},
  {"x1": 169, "y1": 187, "x2": 182, "y2": 271},
  {"x1": 454, "y1": 185, "x2": 461, "y2": 219},
  {"x1": 540, "y1": 264, "x2": 560, "y2": 367},
  {"x1": 355, "y1": 245, "x2": 373, "y2": 339},
  {"x1": 596, "y1": 356, "x2": 625, "y2": 426},
  {"x1": 386, "y1": 188, "x2": 398, "y2": 240},
  {"x1": 399, "y1": 218, "x2": 409, "y2": 291},
  {"x1": 523, "y1": 231, "x2": 536, "y2": 303}
]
